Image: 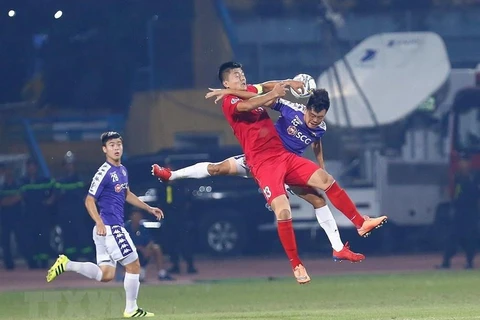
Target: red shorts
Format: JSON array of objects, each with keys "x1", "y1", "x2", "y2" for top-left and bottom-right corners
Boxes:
[{"x1": 251, "y1": 152, "x2": 320, "y2": 205}]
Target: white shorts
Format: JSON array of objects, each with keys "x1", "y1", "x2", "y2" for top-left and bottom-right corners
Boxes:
[
  {"x1": 231, "y1": 154, "x2": 252, "y2": 178},
  {"x1": 92, "y1": 225, "x2": 138, "y2": 268}
]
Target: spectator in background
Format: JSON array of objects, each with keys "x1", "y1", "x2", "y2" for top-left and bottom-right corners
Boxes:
[
  {"x1": 161, "y1": 177, "x2": 197, "y2": 275},
  {"x1": 124, "y1": 209, "x2": 174, "y2": 281},
  {"x1": 438, "y1": 157, "x2": 480, "y2": 269},
  {"x1": 0, "y1": 165, "x2": 22, "y2": 270},
  {"x1": 54, "y1": 152, "x2": 94, "y2": 261},
  {"x1": 20, "y1": 158, "x2": 55, "y2": 269}
]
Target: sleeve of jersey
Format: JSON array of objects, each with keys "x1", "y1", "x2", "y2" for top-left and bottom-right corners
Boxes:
[
  {"x1": 272, "y1": 98, "x2": 286, "y2": 112},
  {"x1": 223, "y1": 85, "x2": 261, "y2": 115},
  {"x1": 222, "y1": 95, "x2": 243, "y2": 115},
  {"x1": 88, "y1": 170, "x2": 108, "y2": 199}
]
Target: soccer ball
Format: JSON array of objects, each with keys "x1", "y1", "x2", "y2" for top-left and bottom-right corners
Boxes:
[{"x1": 290, "y1": 74, "x2": 317, "y2": 99}]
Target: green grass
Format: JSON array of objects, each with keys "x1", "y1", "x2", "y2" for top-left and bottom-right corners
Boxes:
[{"x1": 1, "y1": 271, "x2": 480, "y2": 320}]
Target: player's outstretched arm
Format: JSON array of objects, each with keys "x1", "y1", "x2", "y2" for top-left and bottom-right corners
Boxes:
[
  {"x1": 126, "y1": 187, "x2": 164, "y2": 220},
  {"x1": 205, "y1": 79, "x2": 303, "y2": 104},
  {"x1": 205, "y1": 88, "x2": 257, "y2": 104},
  {"x1": 312, "y1": 140, "x2": 325, "y2": 169},
  {"x1": 236, "y1": 82, "x2": 288, "y2": 112},
  {"x1": 260, "y1": 79, "x2": 304, "y2": 94}
]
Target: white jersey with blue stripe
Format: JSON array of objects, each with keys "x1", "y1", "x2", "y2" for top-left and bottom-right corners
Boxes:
[{"x1": 272, "y1": 99, "x2": 326, "y2": 155}]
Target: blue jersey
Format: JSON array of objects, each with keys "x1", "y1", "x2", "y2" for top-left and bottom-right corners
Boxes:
[
  {"x1": 88, "y1": 162, "x2": 129, "y2": 226},
  {"x1": 273, "y1": 98, "x2": 326, "y2": 155}
]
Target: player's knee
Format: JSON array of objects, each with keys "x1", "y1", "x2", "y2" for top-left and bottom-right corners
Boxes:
[
  {"x1": 271, "y1": 195, "x2": 292, "y2": 220},
  {"x1": 124, "y1": 259, "x2": 141, "y2": 274},
  {"x1": 208, "y1": 163, "x2": 227, "y2": 176},
  {"x1": 311, "y1": 169, "x2": 334, "y2": 189},
  {"x1": 276, "y1": 208, "x2": 292, "y2": 220},
  {"x1": 99, "y1": 266, "x2": 115, "y2": 282}
]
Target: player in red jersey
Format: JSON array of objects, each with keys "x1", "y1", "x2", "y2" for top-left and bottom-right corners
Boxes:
[
  {"x1": 217, "y1": 62, "x2": 388, "y2": 284},
  {"x1": 169, "y1": 62, "x2": 385, "y2": 284}
]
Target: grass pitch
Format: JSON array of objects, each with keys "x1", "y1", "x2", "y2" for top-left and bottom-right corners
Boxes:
[{"x1": 1, "y1": 270, "x2": 479, "y2": 320}]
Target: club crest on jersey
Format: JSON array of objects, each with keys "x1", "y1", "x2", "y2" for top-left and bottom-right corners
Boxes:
[
  {"x1": 122, "y1": 168, "x2": 127, "y2": 176},
  {"x1": 231, "y1": 97, "x2": 240, "y2": 104},
  {"x1": 287, "y1": 125, "x2": 298, "y2": 136}
]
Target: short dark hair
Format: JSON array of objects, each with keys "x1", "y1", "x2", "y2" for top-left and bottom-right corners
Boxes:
[
  {"x1": 218, "y1": 61, "x2": 243, "y2": 84},
  {"x1": 101, "y1": 131, "x2": 122, "y2": 146},
  {"x1": 306, "y1": 89, "x2": 330, "y2": 113}
]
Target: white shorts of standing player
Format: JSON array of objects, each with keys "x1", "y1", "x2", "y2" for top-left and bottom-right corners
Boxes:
[{"x1": 92, "y1": 225, "x2": 139, "y2": 268}]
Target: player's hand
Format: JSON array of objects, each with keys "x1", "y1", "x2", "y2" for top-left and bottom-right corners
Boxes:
[
  {"x1": 96, "y1": 222, "x2": 107, "y2": 236},
  {"x1": 288, "y1": 80, "x2": 304, "y2": 94},
  {"x1": 148, "y1": 206, "x2": 164, "y2": 220},
  {"x1": 272, "y1": 82, "x2": 288, "y2": 98},
  {"x1": 205, "y1": 88, "x2": 227, "y2": 104}
]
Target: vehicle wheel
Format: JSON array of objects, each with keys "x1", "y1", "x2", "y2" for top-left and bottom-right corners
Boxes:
[{"x1": 199, "y1": 211, "x2": 246, "y2": 257}]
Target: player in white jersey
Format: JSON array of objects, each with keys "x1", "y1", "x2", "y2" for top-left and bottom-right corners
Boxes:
[{"x1": 47, "y1": 132, "x2": 163, "y2": 318}]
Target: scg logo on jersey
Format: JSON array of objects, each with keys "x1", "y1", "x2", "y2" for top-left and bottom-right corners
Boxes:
[
  {"x1": 114, "y1": 183, "x2": 128, "y2": 193},
  {"x1": 286, "y1": 125, "x2": 312, "y2": 144}
]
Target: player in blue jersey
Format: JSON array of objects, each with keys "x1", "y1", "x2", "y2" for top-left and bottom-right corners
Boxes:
[
  {"x1": 152, "y1": 85, "x2": 385, "y2": 262},
  {"x1": 46, "y1": 132, "x2": 163, "y2": 318}
]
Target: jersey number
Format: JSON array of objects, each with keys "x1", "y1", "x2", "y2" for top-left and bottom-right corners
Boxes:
[{"x1": 263, "y1": 186, "x2": 272, "y2": 199}]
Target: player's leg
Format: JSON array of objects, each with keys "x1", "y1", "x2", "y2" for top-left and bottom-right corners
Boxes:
[
  {"x1": 289, "y1": 186, "x2": 364, "y2": 262},
  {"x1": 120, "y1": 231, "x2": 154, "y2": 317},
  {"x1": 46, "y1": 226, "x2": 114, "y2": 283},
  {"x1": 270, "y1": 195, "x2": 310, "y2": 284},
  {"x1": 255, "y1": 162, "x2": 309, "y2": 284},
  {"x1": 284, "y1": 155, "x2": 387, "y2": 238},
  {"x1": 135, "y1": 250, "x2": 149, "y2": 282},
  {"x1": 151, "y1": 154, "x2": 250, "y2": 182}
]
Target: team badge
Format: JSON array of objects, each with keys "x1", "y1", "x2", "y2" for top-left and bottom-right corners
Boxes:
[{"x1": 287, "y1": 126, "x2": 298, "y2": 136}]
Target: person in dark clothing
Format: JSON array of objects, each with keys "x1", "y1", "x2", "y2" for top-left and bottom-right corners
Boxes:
[
  {"x1": 124, "y1": 209, "x2": 174, "y2": 281},
  {"x1": 54, "y1": 152, "x2": 94, "y2": 261},
  {"x1": 20, "y1": 158, "x2": 55, "y2": 269},
  {"x1": 0, "y1": 166, "x2": 23, "y2": 270},
  {"x1": 162, "y1": 181, "x2": 197, "y2": 275},
  {"x1": 438, "y1": 157, "x2": 480, "y2": 269}
]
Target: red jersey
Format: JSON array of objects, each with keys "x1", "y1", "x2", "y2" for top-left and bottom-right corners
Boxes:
[{"x1": 222, "y1": 85, "x2": 286, "y2": 169}]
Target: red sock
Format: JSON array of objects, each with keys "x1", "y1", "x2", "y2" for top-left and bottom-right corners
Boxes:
[
  {"x1": 277, "y1": 219, "x2": 302, "y2": 269},
  {"x1": 325, "y1": 181, "x2": 365, "y2": 229}
]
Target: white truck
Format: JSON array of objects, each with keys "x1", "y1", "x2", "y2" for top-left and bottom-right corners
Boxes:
[{"x1": 259, "y1": 32, "x2": 479, "y2": 251}]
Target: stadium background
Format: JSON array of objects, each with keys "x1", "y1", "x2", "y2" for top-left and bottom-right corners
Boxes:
[{"x1": 0, "y1": 0, "x2": 479, "y2": 319}]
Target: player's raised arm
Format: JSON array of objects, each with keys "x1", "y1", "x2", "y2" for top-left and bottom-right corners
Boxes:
[
  {"x1": 125, "y1": 187, "x2": 164, "y2": 220},
  {"x1": 236, "y1": 82, "x2": 288, "y2": 112},
  {"x1": 260, "y1": 79, "x2": 304, "y2": 94},
  {"x1": 205, "y1": 88, "x2": 257, "y2": 104},
  {"x1": 312, "y1": 140, "x2": 325, "y2": 169},
  {"x1": 206, "y1": 79, "x2": 303, "y2": 104}
]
